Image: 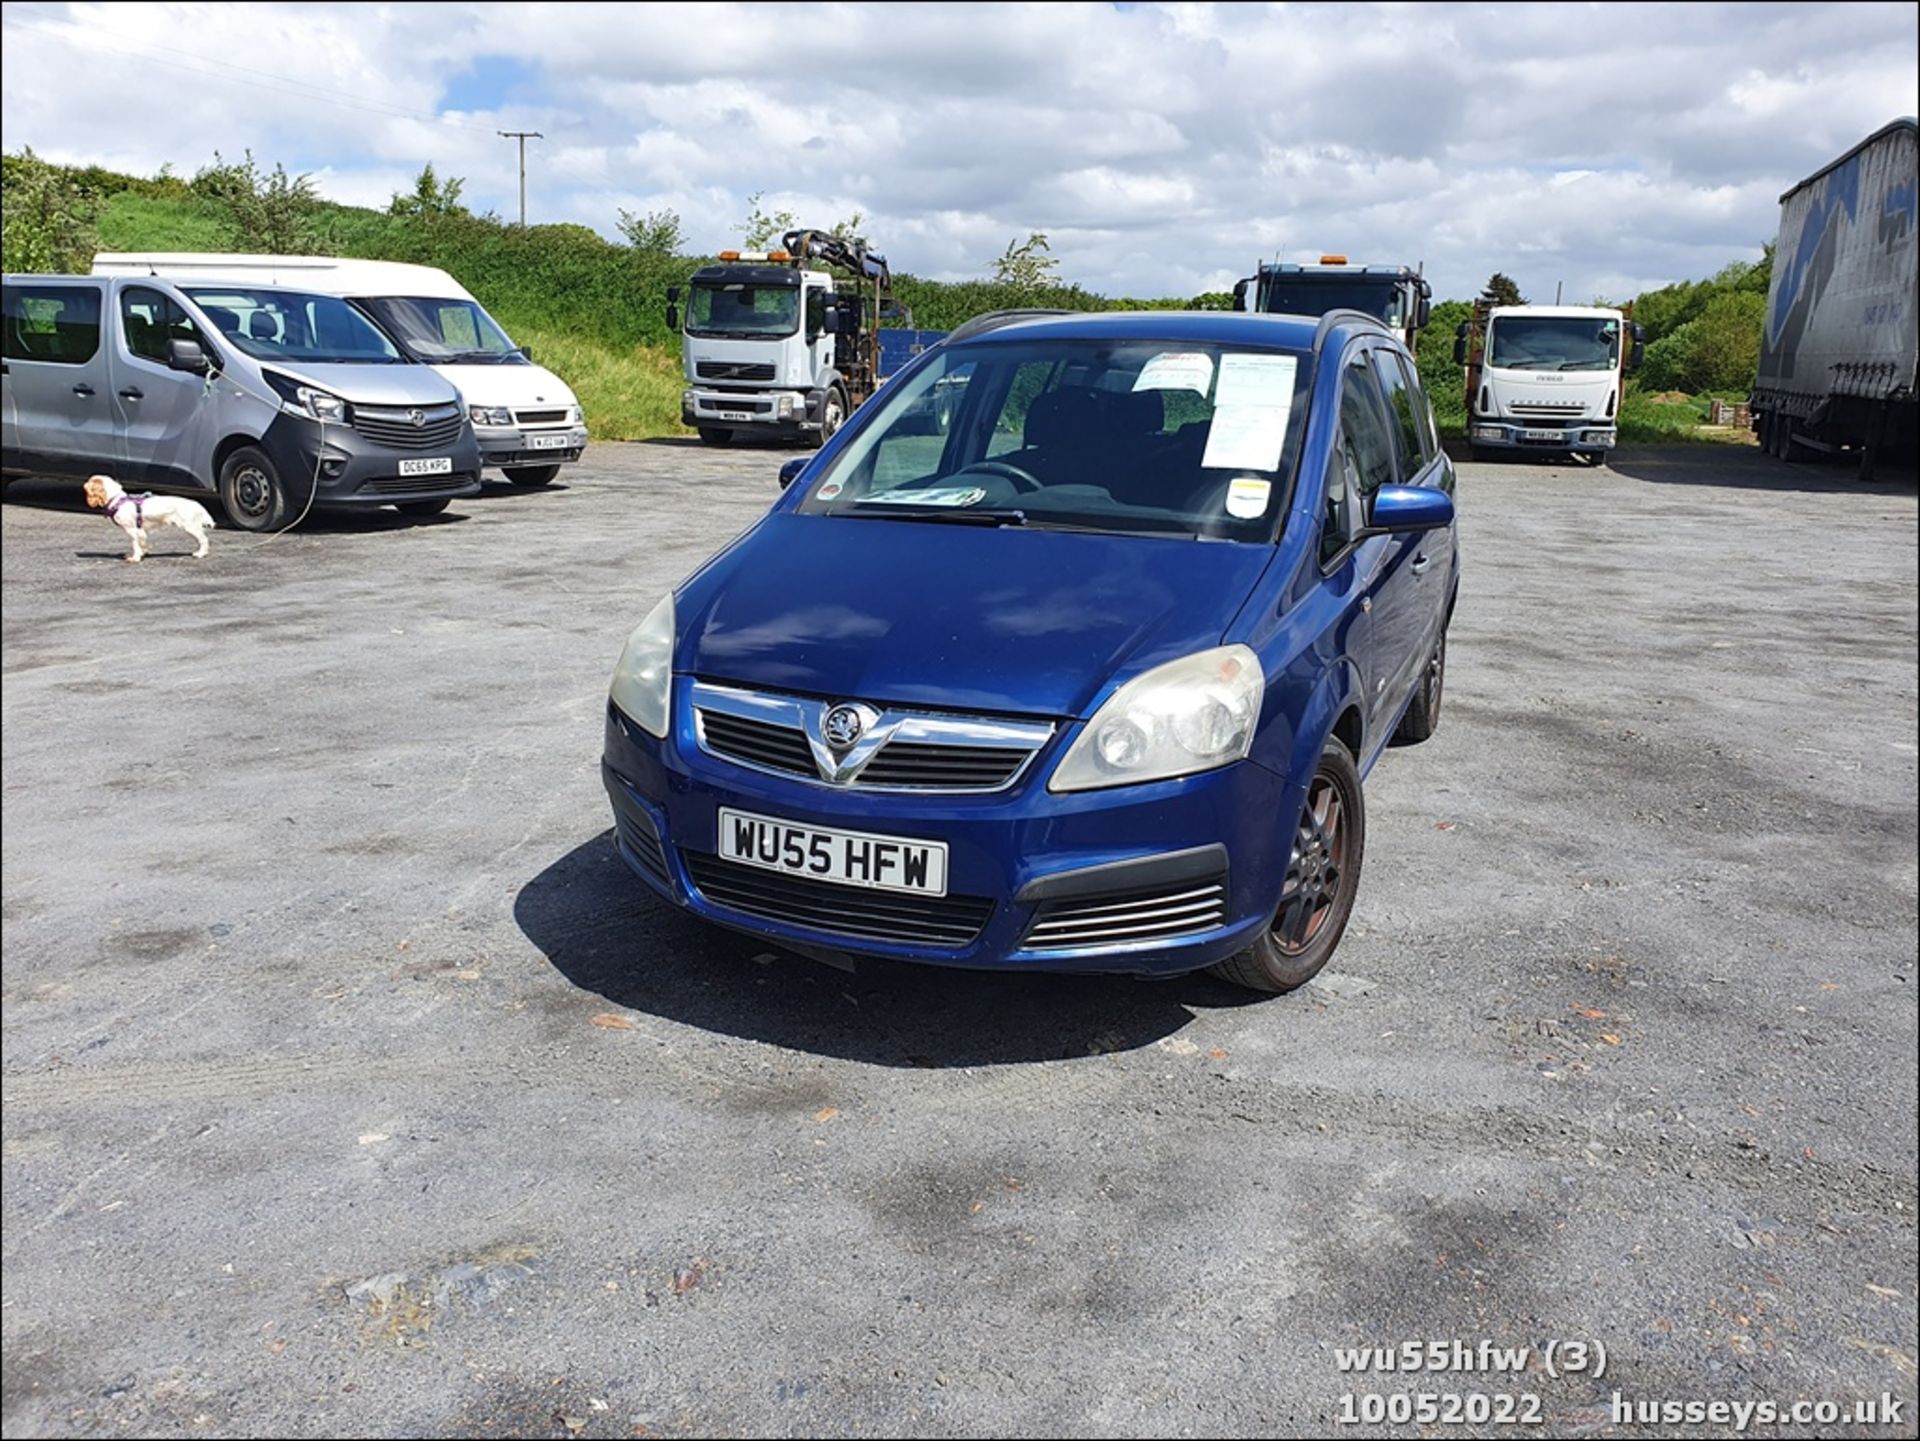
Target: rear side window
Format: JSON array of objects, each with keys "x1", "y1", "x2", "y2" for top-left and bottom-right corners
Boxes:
[
  {"x1": 120, "y1": 286, "x2": 209, "y2": 364},
  {"x1": 1372, "y1": 347, "x2": 1431, "y2": 478},
  {"x1": 3, "y1": 283, "x2": 102, "y2": 364}
]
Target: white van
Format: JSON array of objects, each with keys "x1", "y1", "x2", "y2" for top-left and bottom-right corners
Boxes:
[{"x1": 92, "y1": 254, "x2": 588, "y2": 486}]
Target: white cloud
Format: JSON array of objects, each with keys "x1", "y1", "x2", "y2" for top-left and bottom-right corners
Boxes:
[{"x1": 2, "y1": 0, "x2": 1915, "y2": 301}]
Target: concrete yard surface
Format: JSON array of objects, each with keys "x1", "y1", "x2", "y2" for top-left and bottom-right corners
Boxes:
[{"x1": 2, "y1": 444, "x2": 1916, "y2": 1437}]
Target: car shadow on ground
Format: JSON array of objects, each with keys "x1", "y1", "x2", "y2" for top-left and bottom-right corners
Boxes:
[
  {"x1": 515, "y1": 829, "x2": 1263, "y2": 1067},
  {"x1": 1604, "y1": 443, "x2": 1918, "y2": 495}
]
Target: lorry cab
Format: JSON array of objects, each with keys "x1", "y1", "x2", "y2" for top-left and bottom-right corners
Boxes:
[
  {"x1": 676, "y1": 259, "x2": 843, "y2": 443},
  {"x1": 2, "y1": 272, "x2": 482, "y2": 527},
  {"x1": 1454, "y1": 304, "x2": 1644, "y2": 461},
  {"x1": 91, "y1": 254, "x2": 588, "y2": 488},
  {"x1": 1235, "y1": 258, "x2": 1433, "y2": 351}
]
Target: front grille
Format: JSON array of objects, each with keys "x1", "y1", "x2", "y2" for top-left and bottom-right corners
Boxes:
[
  {"x1": 1506, "y1": 403, "x2": 1586, "y2": 417},
  {"x1": 855, "y1": 742, "x2": 1030, "y2": 789},
  {"x1": 1022, "y1": 879, "x2": 1228, "y2": 951},
  {"x1": 352, "y1": 405, "x2": 466, "y2": 449},
  {"x1": 692, "y1": 696, "x2": 1047, "y2": 793},
  {"x1": 683, "y1": 852, "x2": 993, "y2": 948},
  {"x1": 615, "y1": 810, "x2": 670, "y2": 887},
  {"x1": 700, "y1": 397, "x2": 772, "y2": 414},
  {"x1": 699, "y1": 710, "x2": 816, "y2": 777},
  {"x1": 359, "y1": 472, "x2": 473, "y2": 495},
  {"x1": 697, "y1": 361, "x2": 776, "y2": 382},
  {"x1": 514, "y1": 408, "x2": 569, "y2": 425}
]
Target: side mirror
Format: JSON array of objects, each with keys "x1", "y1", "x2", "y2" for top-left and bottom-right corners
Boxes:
[
  {"x1": 1453, "y1": 321, "x2": 1469, "y2": 339},
  {"x1": 778, "y1": 457, "x2": 808, "y2": 490},
  {"x1": 820, "y1": 308, "x2": 840, "y2": 335},
  {"x1": 1365, "y1": 484, "x2": 1454, "y2": 535},
  {"x1": 1231, "y1": 278, "x2": 1250, "y2": 313},
  {"x1": 1628, "y1": 341, "x2": 1644, "y2": 375},
  {"x1": 1632, "y1": 323, "x2": 1646, "y2": 342},
  {"x1": 167, "y1": 337, "x2": 210, "y2": 374},
  {"x1": 518, "y1": 344, "x2": 535, "y2": 363},
  {"x1": 666, "y1": 286, "x2": 680, "y2": 306},
  {"x1": 1452, "y1": 337, "x2": 1467, "y2": 366},
  {"x1": 1416, "y1": 297, "x2": 1432, "y2": 329},
  {"x1": 665, "y1": 305, "x2": 679, "y2": 333}
]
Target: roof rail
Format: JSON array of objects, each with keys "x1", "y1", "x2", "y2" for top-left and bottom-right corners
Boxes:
[
  {"x1": 943, "y1": 308, "x2": 1075, "y2": 344},
  {"x1": 1313, "y1": 308, "x2": 1394, "y2": 350}
]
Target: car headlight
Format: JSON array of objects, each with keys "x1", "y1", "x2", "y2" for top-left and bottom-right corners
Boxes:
[
  {"x1": 1050, "y1": 645, "x2": 1263, "y2": 793},
  {"x1": 470, "y1": 405, "x2": 514, "y2": 427},
  {"x1": 262, "y1": 369, "x2": 348, "y2": 422},
  {"x1": 609, "y1": 594, "x2": 675, "y2": 738}
]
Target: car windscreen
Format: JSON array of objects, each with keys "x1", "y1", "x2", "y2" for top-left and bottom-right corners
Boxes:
[
  {"x1": 181, "y1": 287, "x2": 404, "y2": 364},
  {"x1": 357, "y1": 296, "x2": 524, "y2": 363},
  {"x1": 686, "y1": 281, "x2": 800, "y2": 338},
  {"x1": 1487, "y1": 315, "x2": 1620, "y2": 371},
  {"x1": 796, "y1": 337, "x2": 1315, "y2": 542}
]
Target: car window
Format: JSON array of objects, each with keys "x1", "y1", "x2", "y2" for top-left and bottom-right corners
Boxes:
[
  {"x1": 1372, "y1": 347, "x2": 1430, "y2": 478},
  {"x1": 1340, "y1": 353, "x2": 1396, "y2": 499},
  {"x1": 800, "y1": 338, "x2": 1315, "y2": 542},
  {"x1": 1397, "y1": 352, "x2": 1441, "y2": 465},
  {"x1": 3, "y1": 283, "x2": 102, "y2": 364},
  {"x1": 120, "y1": 286, "x2": 209, "y2": 365}
]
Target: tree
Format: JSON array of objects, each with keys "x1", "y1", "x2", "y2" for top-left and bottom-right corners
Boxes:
[
  {"x1": 1478, "y1": 272, "x2": 1526, "y2": 307},
  {"x1": 1637, "y1": 291, "x2": 1764, "y2": 393},
  {"x1": 617, "y1": 206, "x2": 683, "y2": 256},
  {"x1": 389, "y1": 163, "x2": 467, "y2": 223},
  {"x1": 991, "y1": 232, "x2": 1060, "y2": 292},
  {"x1": 0, "y1": 147, "x2": 105, "y2": 273},
  {"x1": 739, "y1": 192, "x2": 798, "y2": 249},
  {"x1": 193, "y1": 150, "x2": 324, "y2": 254}
]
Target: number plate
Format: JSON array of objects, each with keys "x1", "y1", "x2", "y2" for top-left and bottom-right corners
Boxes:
[
  {"x1": 397, "y1": 456, "x2": 453, "y2": 476},
  {"x1": 716, "y1": 410, "x2": 753, "y2": 422},
  {"x1": 527, "y1": 433, "x2": 572, "y2": 450},
  {"x1": 1523, "y1": 429, "x2": 1563, "y2": 441},
  {"x1": 716, "y1": 808, "x2": 947, "y2": 896}
]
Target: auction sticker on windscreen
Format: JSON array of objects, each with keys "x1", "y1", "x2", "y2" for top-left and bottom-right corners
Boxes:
[{"x1": 1202, "y1": 353, "x2": 1298, "y2": 470}]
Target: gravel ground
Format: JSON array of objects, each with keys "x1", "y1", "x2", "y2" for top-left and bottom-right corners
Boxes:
[{"x1": 2, "y1": 443, "x2": 1915, "y2": 1439}]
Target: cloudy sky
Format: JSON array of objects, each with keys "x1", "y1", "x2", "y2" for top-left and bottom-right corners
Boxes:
[{"x1": 3, "y1": 1, "x2": 1915, "y2": 302}]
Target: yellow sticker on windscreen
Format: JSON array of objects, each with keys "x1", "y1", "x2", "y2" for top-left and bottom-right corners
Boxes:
[{"x1": 1225, "y1": 477, "x2": 1271, "y2": 518}]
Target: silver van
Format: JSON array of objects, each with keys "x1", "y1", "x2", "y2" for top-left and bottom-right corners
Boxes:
[{"x1": 1, "y1": 274, "x2": 483, "y2": 528}]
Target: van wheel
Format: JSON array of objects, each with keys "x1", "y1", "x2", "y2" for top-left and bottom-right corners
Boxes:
[
  {"x1": 504, "y1": 464, "x2": 560, "y2": 487},
  {"x1": 815, "y1": 386, "x2": 848, "y2": 448},
  {"x1": 1210, "y1": 738, "x2": 1366, "y2": 994},
  {"x1": 395, "y1": 498, "x2": 451, "y2": 517},
  {"x1": 698, "y1": 428, "x2": 734, "y2": 447},
  {"x1": 218, "y1": 446, "x2": 290, "y2": 533},
  {"x1": 1393, "y1": 630, "x2": 1446, "y2": 744}
]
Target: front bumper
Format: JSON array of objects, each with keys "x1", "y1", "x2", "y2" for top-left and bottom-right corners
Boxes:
[
  {"x1": 682, "y1": 388, "x2": 822, "y2": 433},
  {"x1": 600, "y1": 699, "x2": 1297, "y2": 976},
  {"x1": 1470, "y1": 419, "x2": 1616, "y2": 451},
  {"x1": 262, "y1": 413, "x2": 484, "y2": 508},
  {"x1": 474, "y1": 425, "x2": 589, "y2": 469}
]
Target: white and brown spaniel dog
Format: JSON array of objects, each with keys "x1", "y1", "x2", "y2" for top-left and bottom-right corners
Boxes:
[{"x1": 83, "y1": 475, "x2": 215, "y2": 562}]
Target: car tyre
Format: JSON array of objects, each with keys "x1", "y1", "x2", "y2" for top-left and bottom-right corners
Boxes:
[
  {"x1": 1393, "y1": 628, "x2": 1446, "y2": 744},
  {"x1": 395, "y1": 498, "x2": 451, "y2": 517},
  {"x1": 698, "y1": 428, "x2": 734, "y2": 447},
  {"x1": 505, "y1": 464, "x2": 561, "y2": 487},
  {"x1": 218, "y1": 445, "x2": 291, "y2": 533},
  {"x1": 1210, "y1": 737, "x2": 1366, "y2": 994}
]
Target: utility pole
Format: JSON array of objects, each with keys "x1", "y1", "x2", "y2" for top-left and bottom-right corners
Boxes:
[{"x1": 498, "y1": 130, "x2": 542, "y2": 226}]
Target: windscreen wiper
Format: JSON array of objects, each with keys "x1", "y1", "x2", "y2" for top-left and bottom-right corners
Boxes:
[{"x1": 836, "y1": 504, "x2": 1028, "y2": 527}]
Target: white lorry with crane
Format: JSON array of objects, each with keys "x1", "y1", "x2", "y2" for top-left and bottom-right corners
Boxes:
[
  {"x1": 670, "y1": 229, "x2": 936, "y2": 447},
  {"x1": 1453, "y1": 303, "x2": 1644, "y2": 462},
  {"x1": 1233, "y1": 255, "x2": 1432, "y2": 350}
]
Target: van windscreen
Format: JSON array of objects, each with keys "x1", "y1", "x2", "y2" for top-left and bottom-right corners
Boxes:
[{"x1": 181, "y1": 287, "x2": 404, "y2": 364}]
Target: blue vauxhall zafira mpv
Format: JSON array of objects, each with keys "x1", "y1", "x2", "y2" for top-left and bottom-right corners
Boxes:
[{"x1": 603, "y1": 309, "x2": 1458, "y2": 993}]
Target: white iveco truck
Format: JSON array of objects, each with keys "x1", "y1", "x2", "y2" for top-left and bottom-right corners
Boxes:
[{"x1": 1454, "y1": 304, "x2": 1644, "y2": 462}]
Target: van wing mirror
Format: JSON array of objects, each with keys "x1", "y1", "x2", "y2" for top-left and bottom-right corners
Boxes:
[{"x1": 167, "y1": 337, "x2": 210, "y2": 374}]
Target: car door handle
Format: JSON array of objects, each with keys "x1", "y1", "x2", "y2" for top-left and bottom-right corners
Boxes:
[
  {"x1": 1411, "y1": 554, "x2": 1432, "y2": 575},
  {"x1": 119, "y1": 386, "x2": 144, "y2": 400},
  {"x1": 72, "y1": 383, "x2": 96, "y2": 397}
]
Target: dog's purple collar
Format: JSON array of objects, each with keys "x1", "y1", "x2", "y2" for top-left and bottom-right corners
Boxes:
[{"x1": 105, "y1": 492, "x2": 150, "y2": 526}]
